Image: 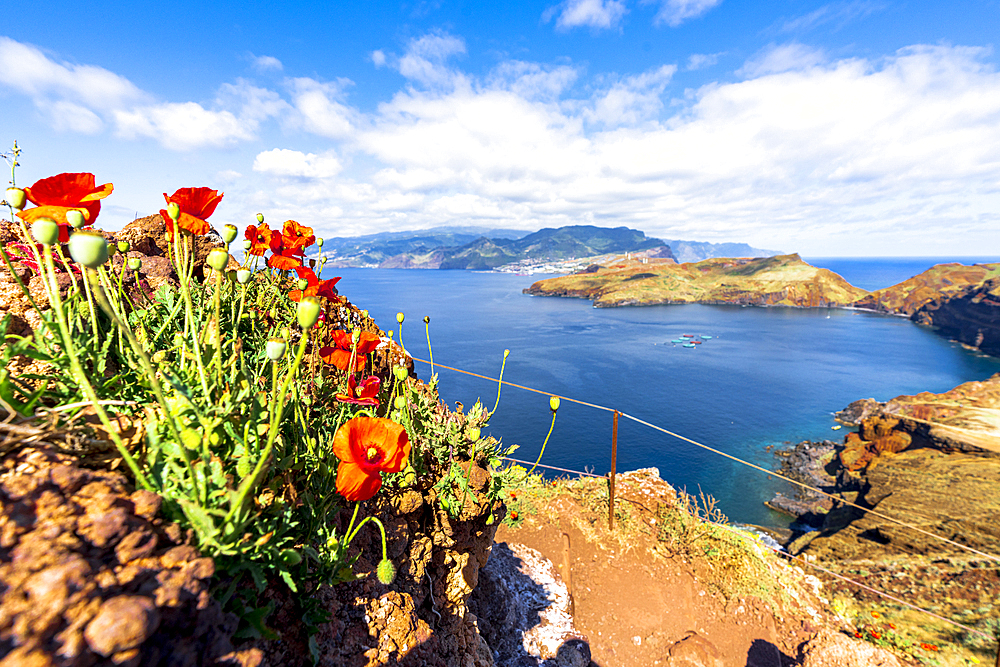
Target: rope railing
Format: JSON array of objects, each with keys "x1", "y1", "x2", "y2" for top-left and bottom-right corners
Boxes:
[{"x1": 411, "y1": 355, "x2": 1000, "y2": 565}]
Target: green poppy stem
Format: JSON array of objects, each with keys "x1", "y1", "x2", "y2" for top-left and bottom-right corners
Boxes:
[
  {"x1": 39, "y1": 249, "x2": 150, "y2": 489},
  {"x1": 214, "y1": 268, "x2": 223, "y2": 385},
  {"x1": 490, "y1": 350, "x2": 510, "y2": 416},
  {"x1": 225, "y1": 329, "x2": 309, "y2": 524},
  {"x1": 526, "y1": 408, "x2": 558, "y2": 476},
  {"x1": 424, "y1": 319, "x2": 434, "y2": 378}
]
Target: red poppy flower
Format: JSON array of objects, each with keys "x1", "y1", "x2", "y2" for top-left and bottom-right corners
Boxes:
[
  {"x1": 336, "y1": 375, "x2": 381, "y2": 407},
  {"x1": 870, "y1": 632, "x2": 881, "y2": 640},
  {"x1": 17, "y1": 173, "x2": 113, "y2": 243},
  {"x1": 280, "y1": 219, "x2": 315, "y2": 251},
  {"x1": 289, "y1": 266, "x2": 341, "y2": 302},
  {"x1": 320, "y1": 330, "x2": 381, "y2": 372},
  {"x1": 160, "y1": 187, "x2": 223, "y2": 236},
  {"x1": 918, "y1": 643, "x2": 938, "y2": 651},
  {"x1": 266, "y1": 233, "x2": 305, "y2": 270},
  {"x1": 245, "y1": 222, "x2": 272, "y2": 256},
  {"x1": 333, "y1": 416, "x2": 410, "y2": 501}
]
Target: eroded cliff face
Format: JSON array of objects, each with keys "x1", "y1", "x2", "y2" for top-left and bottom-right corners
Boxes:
[
  {"x1": 852, "y1": 263, "x2": 1000, "y2": 315},
  {"x1": 524, "y1": 254, "x2": 868, "y2": 308},
  {"x1": 911, "y1": 277, "x2": 1000, "y2": 356}
]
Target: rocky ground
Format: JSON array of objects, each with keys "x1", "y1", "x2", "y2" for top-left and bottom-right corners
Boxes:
[{"x1": 765, "y1": 378, "x2": 1000, "y2": 665}]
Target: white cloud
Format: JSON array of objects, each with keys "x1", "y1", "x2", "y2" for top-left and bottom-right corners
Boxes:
[
  {"x1": 544, "y1": 0, "x2": 628, "y2": 31},
  {"x1": 287, "y1": 77, "x2": 356, "y2": 139},
  {"x1": 686, "y1": 52, "x2": 722, "y2": 70},
  {"x1": 0, "y1": 37, "x2": 286, "y2": 150},
  {"x1": 245, "y1": 42, "x2": 1000, "y2": 255},
  {"x1": 739, "y1": 43, "x2": 827, "y2": 77},
  {"x1": 252, "y1": 55, "x2": 283, "y2": 72},
  {"x1": 397, "y1": 32, "x2": 467, "y2": 88},
  {"x1": 647, "y1": 0, "x2": 723, "y2": 27},
  {"x1": 585, "y1": 64, "x2": 676, "y2": 126},
  {"x1": 371, "y1": 50, "x2": 387, "y2": 67},
  {"x1": 115, "y1": 81, "x2": 287, "y2": 150},
  {"x1": 253, "y1": 148, "x2": 343, "y2": 179}
]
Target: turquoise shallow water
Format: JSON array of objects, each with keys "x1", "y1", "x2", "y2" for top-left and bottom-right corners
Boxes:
[{"x1": 326, "y1": 258, "x2": 1000, "y2": 527}]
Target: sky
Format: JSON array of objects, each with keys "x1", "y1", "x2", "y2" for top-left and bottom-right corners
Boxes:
[{"x1": 1, "y1": 0, "x2": 999, "y2": 256}]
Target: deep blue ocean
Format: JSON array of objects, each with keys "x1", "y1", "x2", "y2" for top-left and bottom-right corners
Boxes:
[{"x1": 325, "y1": 257, "x2": 1000, "y2": 527}]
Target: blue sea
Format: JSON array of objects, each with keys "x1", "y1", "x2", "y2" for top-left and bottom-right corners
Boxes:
[{"x1": 326, "y1": 257, "x2": 1000, "y2": 527}]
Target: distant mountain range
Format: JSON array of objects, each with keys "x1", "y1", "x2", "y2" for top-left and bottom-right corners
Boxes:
[{"x1": 318, "y1": 225, "x2": 781, "y2": 269}]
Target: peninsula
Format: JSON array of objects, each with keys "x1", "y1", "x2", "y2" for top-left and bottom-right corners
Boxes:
[{"x1": 523, "y1": 253, "x2": 868, "y2": 308}]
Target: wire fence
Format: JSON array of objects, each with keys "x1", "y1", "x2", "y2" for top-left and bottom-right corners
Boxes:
[{"x1": 410, "y1": 355, "x2": 1000, "y2": 648}]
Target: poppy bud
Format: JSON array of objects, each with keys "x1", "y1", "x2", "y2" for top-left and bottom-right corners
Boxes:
[
  {"x1": 549, "y1": 396, "x2": 560, "y2": 412},
  {"x1": 30, "y1": 217, "x2": 60, "y2": 246},
  {"x1": 393, "y1": 366, "x2": 408, "y2": 381},
  {"x1": 237, "y1": 269, "x2": 251, "y2": 284},
  {"x1": 316, "y1": 237, "x2": 324, "y2": 248},
  {"x1": 468, "y1": 427, "x2": 481, "y2": 442},
  {"x1": 117, "y1": 240, "x2": 130, "y2": 253},
  {"x1": 280, "y1": 548, "x2": 302, "y2": 565},
  {"x1": 222, "y1": 224, "x2": 238, "y2": 245},
  {"x1": 266, "y1": 337, "x2": 286, "y2": 360},
  {"x1": 352, "y1": 329, "x2": 360, "y2": 343},
  {"x1": 5, "y1": 187, "x2": 25, "y2": 211},
  {"x1": 297, "y1": 297, "x2": 322, "y2": 329},
  {"x1": 423, "y1": 315, "x2": 430, "y2": 324},
  {"x1": 327, "y1": 535, "x2": 340, "y2": 551},
  {"x1": 396, "y1": 312, "x2": 404, "y2": 324},
  {"x1": 68, "y1": 231, "x2": 109, "y2": 268},
  {"x1": 387, "y1": 330, "x2": 394, "y2": 340},
  {"x1": 296, "y1": 278, "x2": 309, "y2": 290},
  {"x1": 107, "y1": 243, "x2": 117, "y2": 258},
  {"x1": 376, "y1": 558, "x2": 396, "y2": 585},
  {"x1": 256, "y1": 212, "x2": 264, "y2": 223},
  {"x1": 242, "y1": 239, "x2": 253, "y2": 250},
  {"x1": 361, "y1": 310, "x2": 368, "y2": 319},
  {"x1": 394, "y1": 396, "x2": 406, "y2": 410},
  {"x1": 128, "y1": 257, "x2": 142, "y2": 271},
  {"x1": 207, "y1": 248, "x2": 229, "y2": 272},
  {"x1": 66, "y1": 209, "x2": 85, "y2": 229},
  {"x1": 504, "y1": 349, "x2": 510, "y2": 359},
  {"x1": 166, "y1": 202, "x2": 180, "y2": 221}
]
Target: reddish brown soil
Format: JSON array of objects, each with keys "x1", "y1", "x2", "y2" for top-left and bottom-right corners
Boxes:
[{"x1": 496, "y1": 475, "x2": 831, "y2": 667}]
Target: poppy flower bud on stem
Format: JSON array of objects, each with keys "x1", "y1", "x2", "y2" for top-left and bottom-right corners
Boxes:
[
  {"x1": 128, "y1": 257, "x2": 142, "y2": 271},
  {"x1": 5, "y1": 187, "x2": 25, "y2": 211},
  {"x1": 550, "y1": 396, "x2": 561, "y2": 412},
  {"x1": 167, "y1": 202, "x2": 180, "y2": 221},
  {"x1": 297, "y1": 297, "x2": 322, "y2": 329},
  {"x1": 266, "y1": 337, "x2": 287, "y2": 361},
  {"x1": 222, "y1": 224, "x2": 238, "y2": 245},
  {"x1": 66, "y1": 209, "x2": 85, "y2": 229},
  {"x1": 236, "y1": 269, "x2": 251, "y2": 284},
  {"x1": 207, "y1": 248, "x2": 228, "y2": 272},
  {"x1": 297, "y1": 278, "x2": 309, "y2": 290},
  {"x1": 396, "y1": 312, "x2": 404, "y2": 324},
  {"x1": 316, "y1": 237, "x2": 324, "y2": 248},
  {"x1": 68, "y1": 231, "x2": 109, "y2": 268},
  {"x1": 256, "y1": 212, "x2": 264, "y2": 223},
  {"x1": 117, "y1": 241, "x2": 130, "y2": 253},
  {"x1": 242, "y1": 239, "x2": 253, "y2": 251},
  {"x1": 377, "y1": 559, "x2": 396, "y2": 585},
  {"x1": 31, "y1": 217, "x2": 60, "y2": 246}
]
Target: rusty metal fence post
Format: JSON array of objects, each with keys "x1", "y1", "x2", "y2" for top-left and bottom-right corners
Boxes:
[{"x1": 609, "y1": 410, "x2": 619, "y2": 530}]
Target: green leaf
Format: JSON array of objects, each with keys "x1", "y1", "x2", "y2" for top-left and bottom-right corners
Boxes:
[
  {"x1": 279, "y1": 568, "x2": 298, "y2": 593},
  {"x1": 177, "y1": 498, "x2": 219, "y2": 546}
]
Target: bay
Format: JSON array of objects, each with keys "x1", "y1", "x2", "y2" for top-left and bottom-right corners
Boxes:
[{"x1": 327, "y1": 258, "x2": 1000, "y2": 527}]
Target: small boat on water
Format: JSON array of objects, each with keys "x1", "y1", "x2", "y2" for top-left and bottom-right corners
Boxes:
[
  {"x1": 670, "y1": 339, "x2": 686, "y2": 343},
  {"x1": 700, "y1": 335, "x2": 712, "y2": 340},
  {"x1": 683, "y1": 343, "x2": 696, "y2": 348},
  {"x1": 682, "y1": 334, "x2": 694, "y2": 338},
  {"x1": 692, "y1": 340, "x2": 702, "y2": 344}
]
